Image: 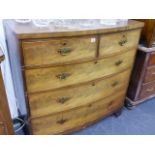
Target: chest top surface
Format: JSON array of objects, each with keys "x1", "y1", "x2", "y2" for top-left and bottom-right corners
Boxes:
[{"x1": 4, "y1": 20, "x2": 144, "y2": 39}]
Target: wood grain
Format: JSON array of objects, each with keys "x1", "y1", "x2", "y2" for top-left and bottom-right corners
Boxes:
[
  {"x1": 22, "y1": 36, "x2": 97, "y2": 66},
  {"x1": 144, "y1": 66, "x2": 155, "y2": 83},
  {"x1": 0, "y1": 54, "x2": 14, "y2": 135},
  {"x1": 30, "y1": 90, "x2": 125, "y2": 135},
  {"x1": 139, "y1": 81, "x2": 155, "y2": 99},
  {"x1": 0, "y1": 123, "x2": 6, "y2": 134},
  {"x1": 148, "y1": 52, "x2": 155, "y2": 66},
  {"x1": 134, "y1": 19, "x2": 155, "y2": 47},
  {"x1": 25, "y1": 49, "x2": 136, "y2": 93},
  {"x1": 28, "y1": 69, "x2": 131, "y2": 118},
  {"x1": 99, "y1": 29, "x2": 141, "y2": 57}
]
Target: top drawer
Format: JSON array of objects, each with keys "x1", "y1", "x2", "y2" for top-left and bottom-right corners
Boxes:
[
  {"x1": 22, "y1": 36, "x2": 97, "y2": 66},
  {"x1": 99, "y1": 29, "x2": 140, "y2": 57}
]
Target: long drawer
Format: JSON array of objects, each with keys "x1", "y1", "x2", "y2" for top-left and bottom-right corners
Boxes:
[
  {"x1": 22, "y1": 36, "x2": 97, "y2": 66},
  {"x1": 99, "y1": 29, "x2": 140, "y2": 57},
  {"x1": 30, "y1": 90, "x2": 125, "y2": 135},
  {"x1": 28, "y1": 69, "x2": 130, "y2": 118},
  {"x1": 25, "y1": 50, "x2": 136, "y2": 93}
]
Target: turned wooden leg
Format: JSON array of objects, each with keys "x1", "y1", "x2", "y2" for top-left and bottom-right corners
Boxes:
[
  {"x1": 113, "y1": 108, "x2": 123, "y2": 117},
  {"x1": 124, "y1": 100, "x2": 135, "y2": 110}
]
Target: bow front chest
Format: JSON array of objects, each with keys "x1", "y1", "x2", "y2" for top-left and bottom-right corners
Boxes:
[{"x1": 4, "y1": 20, "x2": 143, "y2": 134}]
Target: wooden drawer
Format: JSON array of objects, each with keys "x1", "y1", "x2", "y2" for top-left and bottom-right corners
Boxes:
[
  {"x1": 28, "y1": 69, "x2": 130, "y2": 118},
  {"x1": 30, "y1": 91, "x2": 125, "y2": 135},
  {"x1": 144, "y1": 66, "x2": 155, "y2": 83},
  {"x1": 148, "y1": 52, "x2": 155, "y2": 66},
  {"x1": 99, "y1": 29, "x2": 140, "y2": 57},
  {"x1": 22, "y1": 36, "x2": 97, "y2": 66},
  {"x1": 139, "y1": 81, "x2": 155, "y2": 99},
  {"x1": 25, "y1": 49, "x2": 136, "y2": 93}
]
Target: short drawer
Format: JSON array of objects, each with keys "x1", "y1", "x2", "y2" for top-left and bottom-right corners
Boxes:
[
  {"x1": 28, "y1": 70, "x2": 130, "y2": 118},
  {"x1": 139, "y1": 81, "x2": 155, "y2": 99},
  {"x1": 25, "y1": 49, "x2": 136, "y2": 93},
  {"x1": 22, "y1": 36, "x2": 97, "y2": 66},
  {"x1": 99, "y1": 29, "x2": 140, "y2": 57},
  {"x1": 148, "y1": 52, "x2": 155, "y2": 66},
  {"x1": 30, "y1": 91, "x2": 125, "y2": 135},
  {"x1": 144, "y1": 66, "x2": 155, "y2": 83}
]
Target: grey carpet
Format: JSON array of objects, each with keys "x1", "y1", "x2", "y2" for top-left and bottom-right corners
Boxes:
[{"x1": 73, "y1": 98, "x2": 155, "y2": 135}]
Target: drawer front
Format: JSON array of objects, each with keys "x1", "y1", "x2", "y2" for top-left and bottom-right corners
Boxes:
[
  {"x1": 99, "y1": 29, "x2": 140, "y2": 57},
  {"x1": 148, "y1": 52, "x2": 155, "y2": 66},
  {"x1": 144, "y1": 66, "x2": 155, "y2": 83},
  {"x1": 31, "y1": 91, "x2": 125, "y2": 135},
  {"x1": 25, "y1": 49, "x2": 136, "y2": 93},
  {"x1": 22, "y1": 36, "x2": 97, "y2": 66},
  {"x1": 139, "y1": 81, "x2": 155, "y2": 99},
  {"x1": 29, "y1": 69, "x2": 130, "y2": 118}
]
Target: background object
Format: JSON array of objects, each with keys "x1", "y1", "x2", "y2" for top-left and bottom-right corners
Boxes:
[
  {"x1": 0, "y1": 20, "x2": 18, "y2": 118},
  {"x1": 135, "y1": 19, "x2": 155, "y2": 47},
  {"x1": 126, "y1": 19, "x2": 155, "y2": 108},
  {"x1": 0, "y1": 47, "x2": 14, "y2": 135}
]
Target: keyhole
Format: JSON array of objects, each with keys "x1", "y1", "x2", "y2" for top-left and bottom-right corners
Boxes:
[
  {"x1": 92, "y1": 82, "x2": 95, "y2": 86},
  {"x1": 63, "y1": 42, "x2": 67, "y2": 46}
]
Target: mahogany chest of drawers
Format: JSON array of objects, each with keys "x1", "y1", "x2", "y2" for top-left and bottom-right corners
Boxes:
[
  {"x1": 0, "y1": 47, "x2": 14, "y2": 135},
  {"x1": 126, "y1": 45, "x2": 155, "y2": 107},
  {"x1": 4, "y1": 20, "x2": 143, "y2": 134}
]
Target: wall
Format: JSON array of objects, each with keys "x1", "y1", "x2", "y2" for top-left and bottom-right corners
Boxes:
[{"x1": 0, "y1": 19, "x2": 18, "y2": 118}]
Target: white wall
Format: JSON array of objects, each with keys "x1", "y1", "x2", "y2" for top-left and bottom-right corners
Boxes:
[{"x1": 0, "y1": 19, "x2": 18, "y2": 118}]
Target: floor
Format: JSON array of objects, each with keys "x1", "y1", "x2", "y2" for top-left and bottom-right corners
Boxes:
[
  {"x1": 16, "y1": 98, "x2": 155, "y2": 135},
  {"x1": 73, "y1": 98, "x2": 155, "y2": 135}
]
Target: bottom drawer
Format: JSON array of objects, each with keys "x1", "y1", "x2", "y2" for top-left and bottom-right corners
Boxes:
[
  {"x1": 30, "y1": 90, "x2": 125, "y2": 135},
  {"x1": 139, "y1": 81, "x2": 155, "y2": 99}
]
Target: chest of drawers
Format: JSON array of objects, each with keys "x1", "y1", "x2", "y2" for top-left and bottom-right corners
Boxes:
[
  {"x1": 4, "y1": 20, "x2": 143, "y2": 134},
  {"x1": 126, "y1": 45, "x2": 155, "y2": 107},
  {"x1": 0, "y1": 47, "x2": 14, "y2": 135}
]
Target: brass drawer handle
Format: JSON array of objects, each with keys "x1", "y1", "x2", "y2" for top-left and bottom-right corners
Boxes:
[
  {"x1": 57, "y1": 96, "x2": 70, "y2": 104},
  {"x1": 146, "y1": 87, "x2": 154, "y2": 92},
  {"x1": 57, "y1": 119, "x2": 67, "y2": 124},
  {"x1": 119, "y1": 35, "x2": 128, "y2": 46},
  {"x1": 57, "y1": 47, "x2": 72, "y2": 56},
  {"x1": 115, "y1": 60, "x2": 123, "y2": 66},
  {"x1": 56, "y1": 72, "x2": 71, "y2": 80},
  {"x1": 112, "y1": 81, "x2": 119, "y2": 87}
]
